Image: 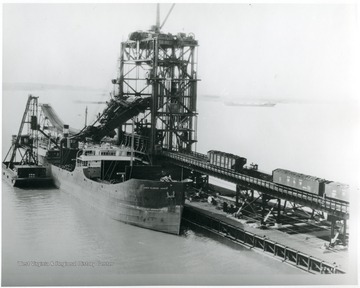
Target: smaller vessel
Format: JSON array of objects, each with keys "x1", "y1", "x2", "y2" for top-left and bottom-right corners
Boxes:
[
  {"x1": 2, "y1": 162, "x2": 53, "y2": 187},
  {"x1": 2, "y1": 95, "x2": 53, "y2": 187}
]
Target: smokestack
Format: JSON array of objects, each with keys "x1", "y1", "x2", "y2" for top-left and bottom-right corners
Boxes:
[{"x1": 63, "y1": 124, "x2": 69, "y2": 138}]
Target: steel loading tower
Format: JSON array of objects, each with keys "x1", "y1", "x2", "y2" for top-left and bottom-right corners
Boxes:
[{"x1": 115, "y1": 9, "x2": 199, "y2": 155}]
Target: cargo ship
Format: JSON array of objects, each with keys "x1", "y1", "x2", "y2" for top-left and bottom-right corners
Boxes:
[
  {"x1": 37, "y1": 142, "x2": 188, "y2": 235},
  {"x1": 32, "y1": 105, "x2": 191, "y2": 235},
  {"x1": 34, "y1": 97, "x2": 191, "y2": 235}
]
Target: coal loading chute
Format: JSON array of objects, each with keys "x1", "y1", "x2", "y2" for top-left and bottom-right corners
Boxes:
[{"x1": 74, "y1": 97, "x2": 151, "y2": 142}]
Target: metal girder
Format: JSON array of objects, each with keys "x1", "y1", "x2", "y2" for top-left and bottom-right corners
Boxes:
[{"x1": 117, "y1": 31, "x2": 199, "y2": 155}]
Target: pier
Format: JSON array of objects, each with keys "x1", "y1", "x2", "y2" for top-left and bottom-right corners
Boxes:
[{"x1": 183, "y1": 201, "x2": 347, "y2": 274}]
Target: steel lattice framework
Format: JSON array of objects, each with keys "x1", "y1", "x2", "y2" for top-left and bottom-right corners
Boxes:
[
  {"x1": 4, "y1": 95, "x2": 39, "y2": 167},
  {"x1": 116, "y1": 30, "x2": 199, "y2": 155}
]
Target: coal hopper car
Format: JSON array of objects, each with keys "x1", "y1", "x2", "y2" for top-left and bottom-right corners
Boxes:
[{"x1": 207, "y1": 150, "x2": 247, "y2": 172}]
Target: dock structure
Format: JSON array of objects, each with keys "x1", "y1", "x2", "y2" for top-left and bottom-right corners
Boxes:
[
  {"x1": 160, "y1": 150, "x2": 350, "y2": 253},
  {"x1": 183, "y1": 201, "x2": 347, "y2": 274}
]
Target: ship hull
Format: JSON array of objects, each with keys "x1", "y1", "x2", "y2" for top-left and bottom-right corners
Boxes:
[{"x1": 49, "y1": 165, "x2": 185, "y2": 235}]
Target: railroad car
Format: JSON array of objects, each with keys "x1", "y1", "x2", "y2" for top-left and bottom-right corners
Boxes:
[
  {"x1": 207, "y1": 150, "x2": 246, "y2": 172},
  {"x1": 272, "y1": 168, "x2": 326, "y2": 196},
  {"x1": 323, "y1": 181, "x2": 349, "y2": 202}
]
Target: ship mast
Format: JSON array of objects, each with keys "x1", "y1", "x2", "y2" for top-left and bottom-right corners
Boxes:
[
  {"x1": 130, "y1": 117, "x2": 135, "y2": 167},
  {"x1": 84, "y1": 106, "x2": 88, "y2": 127}
]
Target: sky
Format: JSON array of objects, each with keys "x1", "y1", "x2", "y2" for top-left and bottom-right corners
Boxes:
[{"x1": 2, "y1": 3, "x2": 359, "y2": 103}]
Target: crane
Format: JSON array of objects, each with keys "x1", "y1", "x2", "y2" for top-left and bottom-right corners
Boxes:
[{"x1": 3, "y1": 95, "x2": 39, "y2": 168}]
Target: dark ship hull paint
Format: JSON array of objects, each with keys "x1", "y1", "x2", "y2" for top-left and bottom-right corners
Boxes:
[{"x1": 50, "y1": 164, "x2": 185, "y2": 235}]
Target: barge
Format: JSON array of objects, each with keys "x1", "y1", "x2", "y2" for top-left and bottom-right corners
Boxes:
[{"x1": 2, "y1": 162, "x2": 53, "y2": 188}]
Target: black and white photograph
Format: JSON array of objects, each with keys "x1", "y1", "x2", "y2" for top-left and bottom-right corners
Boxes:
[{"x1": 2, "y1": 2, "x2": 359, "y2": 286}]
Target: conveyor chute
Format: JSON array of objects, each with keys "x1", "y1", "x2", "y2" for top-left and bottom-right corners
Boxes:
[{"x1": 74, "y1": 97, "x2": 151, "y2": 142}]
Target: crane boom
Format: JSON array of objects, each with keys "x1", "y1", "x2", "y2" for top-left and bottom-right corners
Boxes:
[
  {"x1": 156, "y1": 3, "x2": 160, "y2": 32},
  {"x1": 160, "y1": 4, "x2": 176, "y2": 30}
]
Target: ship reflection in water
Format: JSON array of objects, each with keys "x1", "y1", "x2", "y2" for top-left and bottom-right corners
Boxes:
[{"x1": 2, "y1": 181, "x2": 304, "y2": 286}]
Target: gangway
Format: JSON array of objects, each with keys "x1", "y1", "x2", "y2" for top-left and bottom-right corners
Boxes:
[{"x1": 161, "y1": 151, "x2": 349, "y2": 220}]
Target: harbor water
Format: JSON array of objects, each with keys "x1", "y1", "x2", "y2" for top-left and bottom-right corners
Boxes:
[{"x1": 2, "y1": 181, "x2": 306, "y2": 286}]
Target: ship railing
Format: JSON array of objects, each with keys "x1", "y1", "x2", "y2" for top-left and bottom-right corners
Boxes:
[
  {"x1": 161, "y1": 151, "x2": 349, "y2": 219},
  {"x1": 120, "y1": 133, "x2": 150, "y2": 155}
]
